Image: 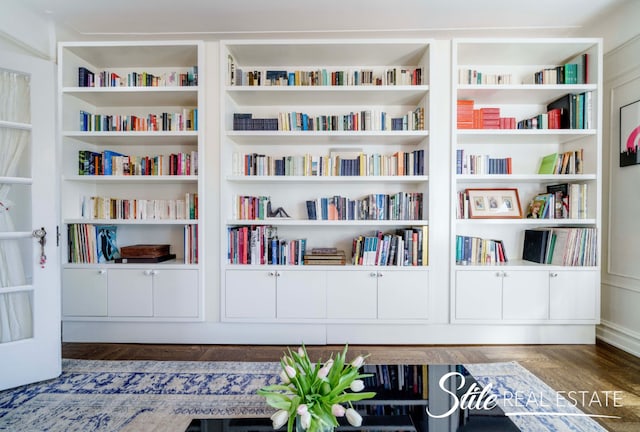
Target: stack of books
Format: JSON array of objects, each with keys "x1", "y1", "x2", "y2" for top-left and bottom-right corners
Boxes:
[
  {"x1": 303, "y1": 248, "x2": 347, "y2": 265},
  {"x1": 115, "y1": 244, "x2": 176, "y2": 263}
]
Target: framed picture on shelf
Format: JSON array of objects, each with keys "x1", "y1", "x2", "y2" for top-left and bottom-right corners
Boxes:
[{"x1": 465, "y1": 188, "x2": 522, "y2": 219}]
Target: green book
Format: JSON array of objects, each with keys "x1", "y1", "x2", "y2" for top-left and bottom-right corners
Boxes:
[{"x1": 538, "y1": 152, "x2": 559, "y2": 174}]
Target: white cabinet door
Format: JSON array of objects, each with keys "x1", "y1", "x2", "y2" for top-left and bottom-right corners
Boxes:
[
  {"x1": 550, "y1": 270, "x2": 598, "y2": 320},
  {"x1": 502, "y1": 271, "x2": 549, "y2": 320},
  {"x1": 377, "y1": 270, "x2": 429, "y2": 320},
  {"x1": 108, "y1": 269, "x2": 153, "y2": 317},
  {"x1": 455, "y1": 271, "x2": 502, "y2": 320},
  {"x1": 277, "y1": 270, "x2": 326, "y2": 319},
  {"x1": 153, "y1": 269, "x2": 199, "y2": 318},
  {"x1": 225, "y1": 270, "x2": 276, "y2": 319},
  {"x1": 62, "y1": 268, "x2": 108, "y2": 317},
  {"x1": 326, "y1": 271, "x2": 377, "y2": 319}
]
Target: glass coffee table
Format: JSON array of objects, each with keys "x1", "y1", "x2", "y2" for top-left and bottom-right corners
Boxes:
[{"x1": 186, "y1": 364, "x2": 519, "y2": 432}]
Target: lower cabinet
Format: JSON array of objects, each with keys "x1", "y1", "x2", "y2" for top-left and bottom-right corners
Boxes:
[
  {"x1": 454, "y1": 269, "x2": 598, "y2": 323},
  {"x1": 224, "y1": 269, "x2": 428, "y2": 322},
  {"x1": 62, "y1": 268, "x2": 199, "y2": 319}
]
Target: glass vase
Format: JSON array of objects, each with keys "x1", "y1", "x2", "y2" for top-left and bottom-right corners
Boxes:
[{"x1": 295, "y1": 416, "x2": 334, "y2": 432}]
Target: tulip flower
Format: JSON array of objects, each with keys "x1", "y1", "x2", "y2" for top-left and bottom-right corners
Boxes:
[
  {"x1": 271, "y1": 410, "x2": 289, "y2": 429},
  {"x1": 284, "y1": 365, "x2": 296, "y2": 379},
  {"x1": 349, "y1": 379, "x2": 365, "y2": 392},
  {"x1": 298, "y1": 347, "x2": 305, "y2": 357},
  {"x1": 279, "y1": 370, "x2": 290, "y2": 384},
  {"x1": 331, "y1": 404, "x2": 346, "y2": 417},
  {"x1": 317, "y1": 365, "x2": 330, "y2": 379},
  {"x1": 297, "y1": 404, "x2": 308, "y2": 415},
  {"x1": 345, "y1": 408, "x2": 362, "y2": 427},
  {"x1": 350, "y1": 355, "x2": 365, "y2": 368},
  {"x1": 300, "y1": 411, "x2": 312, "y2": 429}
]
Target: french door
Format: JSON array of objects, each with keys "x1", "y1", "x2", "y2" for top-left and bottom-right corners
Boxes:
[{"x1": 0, "y1": 48, "x2": 60, "y2": 390}]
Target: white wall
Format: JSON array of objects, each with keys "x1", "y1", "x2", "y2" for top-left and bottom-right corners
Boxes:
[
  {"x1": 575, "y1": 0, "x2": 640, "y2": 356},
  {"x1": 0, "y1": 2, "x2": 55, "y2": 60}
]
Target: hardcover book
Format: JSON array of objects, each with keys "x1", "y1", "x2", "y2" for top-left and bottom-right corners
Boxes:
[{"x1": 522, "y1": 229, "x2": 550, "y2": 264}]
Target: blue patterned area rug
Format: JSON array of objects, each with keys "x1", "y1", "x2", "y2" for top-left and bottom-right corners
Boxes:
[{"x1": 0, "y1": 359, "x2": 608, "y2": 432}]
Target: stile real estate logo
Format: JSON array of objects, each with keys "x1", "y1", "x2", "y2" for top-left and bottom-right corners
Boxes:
[{"x1": 426, "y1": 371, "x2": 623, "y2": 420}]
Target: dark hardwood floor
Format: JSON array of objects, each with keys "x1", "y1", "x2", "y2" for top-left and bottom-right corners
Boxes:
[{"x1": 63, "y1": 341, "x2": 639, "y2": 432}]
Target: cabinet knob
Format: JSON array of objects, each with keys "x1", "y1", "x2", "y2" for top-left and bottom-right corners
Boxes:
[
  {"x1": 276, "y1": 271, "x2": 281, "y2": 277},
  {"x1": 370, "y1": 272, "x2": 377, "y2": 277},
  {"x1": 268, "y1": 271, "x2": 275, "y2": 276},
  {"x1": 377, "y1": 272, "x2": 384, "y2": 277},
  {"x1": 144, "y1": 269, "x2": 153, "y2": 276},
  {"x1": 98, "y1": 269, "x2": 107, "y2": 275},
  {"x1": 151, "y1": 270, "x2": 158, "y2": 276},
  {"x1": 495, "y1": 272, "x2": 502, "y2": 277},
  {"x1": 549, "y1": 272, "x2": 558, "y2": 278},
  {"x1": 502, "y1": 272, "x2": 508, "y2": 277}
]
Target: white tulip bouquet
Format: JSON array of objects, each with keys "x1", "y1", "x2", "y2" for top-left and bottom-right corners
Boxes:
[{"x1": 258, "y1": 345, "x2": 376, "y2": 432}]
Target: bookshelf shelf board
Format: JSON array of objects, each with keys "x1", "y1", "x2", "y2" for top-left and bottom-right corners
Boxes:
[
  {"x1": 457, "y1": 84, "x2": 596, "y2": 104},
  {"x1": 456, "y1": 129, "x2": 596, "y2": 145},
  {"x1": 0, "y1": 176, "x2": 32, "y2": 185},
  {"x1": 0, "y1": 231, "x2": 32, "y2": 240},
  {"x1": 456, "y1": 174, "x2": 596, "y2": 183},
  {"x1": 227, "y1": 219, "x2": 429, "y2": 227},
  {"x1": 62, "y1": 261, "x2": 199, "y2": 269},
  {"x1": 63, "y1": 86, "x2": 198, "y2": 106},
  {"x1": 225, "y1": 40, "x2": 430, "y2": 67},
  {"x1": 455, "y1": 261, "x2": 599, "y2": 270},
  {"x1": 456, "y1": 218, "x2": 596, "y2": 226},
  {"x1": 64, "y1": 131, "x2": 199, "y2": 145},
  {"x1": 226, "y1": 85, "x2": 429, "y2": 106},
  {"x1": 226, "y1": 130, "x2": 428, "y2": 146},
  {"x1": 64, "y1": 219, "x2": 198, "y2": 225},
  {"x1": 0, "y1": 120, "x2": 31, "y2": 131},
  {"x1": 223, "y1": 264, "x2": 427, "y2": 271},
  {"x1": 454, "y1": 38, "x2": 599, "y2": 65},
  {"x1": 62, "y1": 41, "x2": 199, "y2": 68},
  {"x1": 63, "y1": 175, "x2": 197, "y2": 183},
  {"x1": 226, "y1": 175, "x2": 429, "y2": 184}
]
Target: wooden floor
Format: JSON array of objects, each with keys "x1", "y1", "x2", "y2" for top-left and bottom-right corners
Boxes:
[{"x1": 63, "y1": 341, "x2": 640, "y2": 431}]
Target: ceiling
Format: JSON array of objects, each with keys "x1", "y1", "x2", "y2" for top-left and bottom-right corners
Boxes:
[{"x1": 14, "y1": 0, "x2": 628, "y2": 40}]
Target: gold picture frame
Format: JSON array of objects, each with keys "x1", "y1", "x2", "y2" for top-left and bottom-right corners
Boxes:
[{"x1": 466, "y1": 188, "x2": 522, "y2": 219}]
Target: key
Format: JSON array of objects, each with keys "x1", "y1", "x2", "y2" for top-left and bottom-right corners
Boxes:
[{"x1": 33, "y1": 227, "x2": 47, "y2": 268}]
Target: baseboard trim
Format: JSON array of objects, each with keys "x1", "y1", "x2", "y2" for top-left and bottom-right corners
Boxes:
[
  {"x1": 596, "y1": 321, "x2": 640, "y2": 357},
  {"x1": 62, "y1": 321, "x2": 596, "y2": 345}
]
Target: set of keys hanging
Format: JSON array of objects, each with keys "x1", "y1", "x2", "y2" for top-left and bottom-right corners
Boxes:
[{"x1": 33, "y1": 227, "x2": 47, "y2": 268}]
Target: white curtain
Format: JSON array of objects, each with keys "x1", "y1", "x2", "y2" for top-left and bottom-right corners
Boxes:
[{"x1": 0, "y1": 69, "x2": 33, "y2": 342}]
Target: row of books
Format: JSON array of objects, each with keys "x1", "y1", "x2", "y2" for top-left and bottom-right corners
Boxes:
[
  {"x1": 231, "y1": 150, "x2": 425, "y2": 177},
  {"x1": 522, "y1": 227, "x2": 597, "y2": 266},
  {"x1": 184, "y1": 224, "x2": 198, "y2": 264},
  {"x1": 458, "y1": 69, "x2": 513, "y2": 85},
  {"x1": 80, "y1": 193, "x2": 198, "y2": 221},
  {"x1": 456, "y1": 235, "x2": 508, "y2": 265},
  {"x1": 227, "y1": 56, "x2": 424, "y2": 86},
  {"x1": 305, "y1": 192, "x2": 424, "y2": 221},
  {"x1": 352, "y1": 227, "x2": 428, "y2": 266},
  {"x1": 79, "y1": 109, "x2": 198, "y2": 132},
  {"x1": 232, "y1": 108, "x2": 424, "y2": 132},
  {"x1": 67, "y1": 224, "x2": 120, "y2": 264},
  {"x1": 456, "y1": 151, "x2": 512, "y2": 175},
  {"x1": 78, "y1": 150, "x2": 198, "y2": 176},
  {"x1": 525, "y1": 183, "x2": 588, "y2": 220},
  {"x1": 531, "y1": 55, "x2": 588, "y2": 84},
  {"x1": 226, "y1": 225, "x2": 306, "y2": 265},
  {"x1": 518, "y1": 92, "x2": 593, "y2": 130},
  {"x1": 456, "y1": 101, "x2": 516, "y2": 129},
  {"x1": 537, "y1": 150, "x2": 584, "y2": 175},
  {"x1": 78, "y1": 66, "x2": 198, "y2": 87}
]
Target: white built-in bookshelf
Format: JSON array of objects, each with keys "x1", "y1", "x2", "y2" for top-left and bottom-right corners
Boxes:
[
  {"x1": 220, "y1": 39, "x2": 433, "y2": 323},
  {"x1": 451, "y1": 38, "x2": 602, "y2": 324},
  {"x1": 58, "y1": 41, "x2": 204, "y2": 321}
]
